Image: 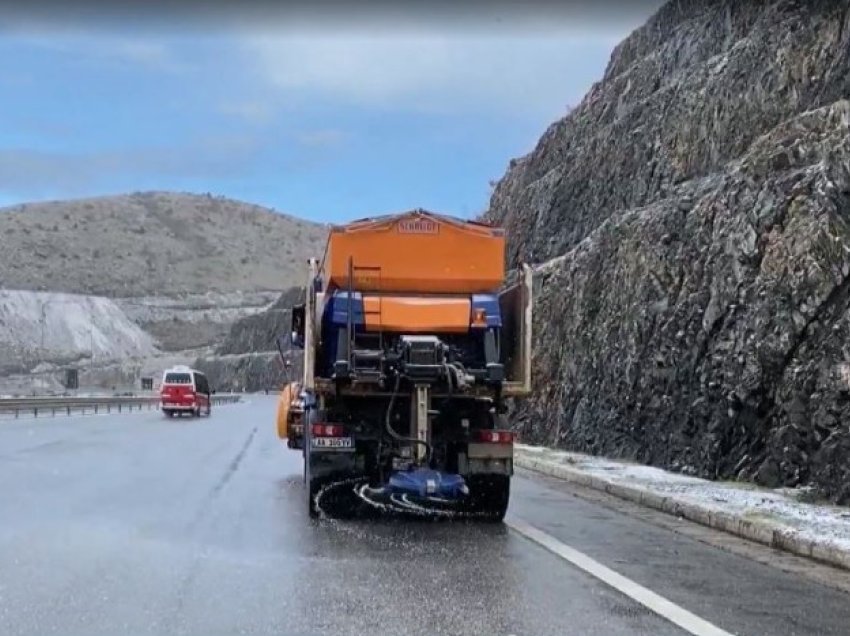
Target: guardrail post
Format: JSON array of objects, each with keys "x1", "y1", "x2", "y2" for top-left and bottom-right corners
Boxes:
[
  {"x1": 118, "y1": 404, "x2": 122, "y2": 413},
  {"x1": 34, "y1": 407, "x2": 38, "y2": 417},
  {"x1": 95, "y1": 404, "x2": 98, "y2": 414},
  {"x1": 67, "y1": 406, "x2": 71, "y2": 415}
]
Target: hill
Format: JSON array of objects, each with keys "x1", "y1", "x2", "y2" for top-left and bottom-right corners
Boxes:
[
  {"x1": 486, "y1": 1, "x2": 850, "y2": 501},
  {"x1": 0, "y1": 191, "x2": 328, "y2": 297}
]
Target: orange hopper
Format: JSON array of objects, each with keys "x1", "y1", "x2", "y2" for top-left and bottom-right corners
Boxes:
[{"x1": 321, "y1": 209, "x2": 506, "y2": 295}]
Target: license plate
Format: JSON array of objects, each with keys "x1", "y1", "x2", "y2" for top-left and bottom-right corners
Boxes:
[{"x1": 311, "y1": 437, "x2": 354, "y2": 450}]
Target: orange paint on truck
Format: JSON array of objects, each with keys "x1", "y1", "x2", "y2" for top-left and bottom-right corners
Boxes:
[
  {"x1": 362, "y1": 295, "x2": 471, "y2": 333},
  {"x1": 322, "y1": 210, "x2": 505, "y2": 294},
  {"x1": 276, "y1": 381, "x2": 303, "y2": 440}
]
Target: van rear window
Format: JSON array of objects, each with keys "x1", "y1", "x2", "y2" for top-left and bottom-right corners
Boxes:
[{"x1": 164, "y1": 373, "x2": 192, "y2": 384}]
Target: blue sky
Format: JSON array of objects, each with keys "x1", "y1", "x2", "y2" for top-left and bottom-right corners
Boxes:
[{"x1": 0, "y1": 4, "x2": 662, "y2": 224}]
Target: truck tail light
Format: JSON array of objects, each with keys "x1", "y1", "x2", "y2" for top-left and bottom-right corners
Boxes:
[
  {"x1": 312, "y1": 423, "x2": 344, "y2": 437},
  {"x1": 476, "y1": 429, "x2": 514, "y2": 444},
  {"x1": 471, "y1": 308, "x2": 487, "y2": 327}
]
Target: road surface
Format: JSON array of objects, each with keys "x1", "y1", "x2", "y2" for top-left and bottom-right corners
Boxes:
[{"x1": 1, "y1": 396, "x2": 848, "y2": 635}]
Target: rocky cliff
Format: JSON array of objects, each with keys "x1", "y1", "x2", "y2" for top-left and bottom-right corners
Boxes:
[
  {"x1": 486, "y1": 1, "x2": 850, "y2": 501},
  {"x1": 214, "y1": 287, "x2": 305, "y2": 355},
  {"x1": 194, "y1": 287, "x2": 305, "y2": 391}
]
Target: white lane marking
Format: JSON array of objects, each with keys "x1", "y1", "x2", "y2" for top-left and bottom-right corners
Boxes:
[{"x1": 506, "y1": 517, "x2": 736, "y2": 636}]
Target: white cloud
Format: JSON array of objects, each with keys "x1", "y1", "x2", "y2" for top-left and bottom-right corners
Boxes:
[
  {"x1": 0, "y1": 135, "x2": 263, "y2": 198},
  {"x1": 293, "y1": 129, "x2": 349, "y2": 148},
  {"x1": 238, "y1": 29, "x2": 636, "y2": 118},
  {"x1": 4, "y1": 29, "x2": 191, "y2": 73},
  {"x1": 217, "y1": 100, "x2": 276, "y2": 125},
  {"x1": 107, "y1": 40, "x2": 187, "y2": 71}
]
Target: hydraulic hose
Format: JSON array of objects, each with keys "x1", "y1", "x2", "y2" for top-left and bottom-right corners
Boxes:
[{"x1": 384, "y1": 373, "x2": 432, "y2": 464}]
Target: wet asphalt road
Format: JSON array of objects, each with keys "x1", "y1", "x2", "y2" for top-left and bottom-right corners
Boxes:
[{"x1": 1, "y1": 396, "x2": 849, "y2": 636}]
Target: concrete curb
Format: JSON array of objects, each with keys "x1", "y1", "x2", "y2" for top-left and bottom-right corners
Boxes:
[{"x1": 514, "y1": 447, "x2": 850, "y2": 572}]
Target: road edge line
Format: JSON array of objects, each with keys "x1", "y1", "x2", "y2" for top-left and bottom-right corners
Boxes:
[
  {"x1": 514, "y1": 448, "x2": 850, "y2": 573},
  {"x1": 506, "y1": 517, "x2": 735, "y2": 636}
]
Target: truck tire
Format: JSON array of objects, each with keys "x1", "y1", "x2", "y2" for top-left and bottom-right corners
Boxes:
[
  {"x1": 164, "y1": 410, "x2": 173, "y2": 418},
  {"x1": 467, "y1": 475, "x2": 510, "y2": 522}
]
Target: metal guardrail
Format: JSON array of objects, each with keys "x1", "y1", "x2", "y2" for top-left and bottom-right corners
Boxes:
[{"x1": 0, "y1": 394, "x2": 242, "y2": 419}]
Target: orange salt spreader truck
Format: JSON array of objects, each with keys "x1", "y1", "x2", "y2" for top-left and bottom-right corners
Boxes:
[{"x1": 280, "y1": 209, "x2": 532, "y2": 520}]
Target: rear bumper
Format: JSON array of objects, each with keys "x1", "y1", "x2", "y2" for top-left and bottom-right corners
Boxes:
[
  {"x1": 161, "y1": 403, "x2": 196, "y2": 411},
  {"x1": 462, "y1": 443, "x2": 514, "y2": 476}
]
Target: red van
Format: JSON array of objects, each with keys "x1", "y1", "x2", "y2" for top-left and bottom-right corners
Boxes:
[{"x1": 159, "y1": 366, "x2": 212, "y2": 418}]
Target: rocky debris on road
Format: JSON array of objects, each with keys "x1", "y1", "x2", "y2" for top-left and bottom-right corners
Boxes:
[{"x1": 486, "y1": 1, "x2": 850, "y2": 502}]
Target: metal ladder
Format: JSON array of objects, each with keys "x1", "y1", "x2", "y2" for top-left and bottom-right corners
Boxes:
[{"x1": 347, "y1": 261, "x2": 384, "y2": 380}]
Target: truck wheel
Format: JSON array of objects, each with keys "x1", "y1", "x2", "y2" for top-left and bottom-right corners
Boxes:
[
  {"x1": 164, "y1": 410, "x2": 173, "y2": 418},
  {"x1": 468, "y1": 475, "x2": 510, "y2": 522}
]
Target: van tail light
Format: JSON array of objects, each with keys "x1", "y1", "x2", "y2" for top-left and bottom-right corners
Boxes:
[
  {"x1": 476, "y1": 429, "x2": 514, "y2": 444},
  {"x1": 312, "y1": 423, "x2": 344, "y2": 437}
]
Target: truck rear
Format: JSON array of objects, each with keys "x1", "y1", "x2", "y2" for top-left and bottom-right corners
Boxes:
[{"x1": 282, "y1": 209, "x2": 532, "y2": 520}]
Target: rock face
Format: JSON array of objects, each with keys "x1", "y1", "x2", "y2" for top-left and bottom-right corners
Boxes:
[
  {"x1": 215, "y1": 287, "x2": 304, "y2": 355},
  {"x1": 117, "y1": 291, "x2": 279, "y2": 351},
  {"x1": 195, "y1": 352, "x2": 290, "y2": 393},
  {"x1": 194, "y1": 287, "x2": 305, "y2": 391},
  {"x1": 485, "y1": 1, "x2": 850, "y2": 501}
]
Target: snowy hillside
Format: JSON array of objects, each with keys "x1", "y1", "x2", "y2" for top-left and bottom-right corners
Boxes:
[
  {"x1": 0, "y1": 290, "x2": 158, "y2": 368},
  {"x1": 0, "y1": 191, "x2": 326, "y2": 296}
]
